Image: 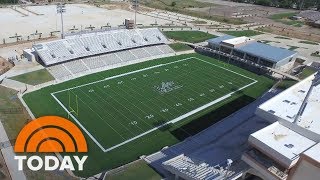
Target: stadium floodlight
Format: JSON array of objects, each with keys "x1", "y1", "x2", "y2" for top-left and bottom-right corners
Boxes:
[
  {"x1": 134, "y1": 0, "x2": 138, "y2": 27},
  {"x1": 57, "y1": 3, "x2": 66, "y2": 39}
]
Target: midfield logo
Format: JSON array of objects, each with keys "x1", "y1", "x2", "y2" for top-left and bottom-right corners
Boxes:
[
  {"x1": 14, "y1": 116, "x2": 88, "y2": 171},
  {"x1": 154, "y1": 81, "x2": 183, "y2": 94}
]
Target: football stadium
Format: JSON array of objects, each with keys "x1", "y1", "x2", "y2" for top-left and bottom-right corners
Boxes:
[
  {"x1": 21, "y1": 28, "x2": 274, "y2": 177},
  {"x1": 2, "y1": 1, "x2": 320, "y2": 180}
]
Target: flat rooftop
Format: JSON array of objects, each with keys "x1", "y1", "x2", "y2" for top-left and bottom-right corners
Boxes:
[
  {"x1": 250, "y1": 122, "x2": 317, "y2": 167},
  {"x1": 304, "y1": 143, "x2": 320, "y2": 162},
  {"x1": 222, "y1": 36, "x2": 255, "y2": 46},
  {"x1": 208, "y1": 35, "x2": 297, "y2": 63},
  {"x1": 258, "y1": 74, "x2": 320, "y2": 135}
]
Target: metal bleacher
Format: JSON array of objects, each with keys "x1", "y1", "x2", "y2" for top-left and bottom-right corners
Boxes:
[
  {"x1": 162, "y1": 154, "x2": 232, "y2": 180},
  {"x1": 47, "y1": 44, "x2": 175, "y2": 80},
  {"x1": 34, "y1": 28, "x2": 168, "y2": 66}
]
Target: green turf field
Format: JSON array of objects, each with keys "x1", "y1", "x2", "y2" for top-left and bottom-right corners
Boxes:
[
  {"x1": 23, "y1": 53, "x2": 273, "y2": 177},
  {"x1": 52, "y1": 57, "x2": 256, "y2": 151}
]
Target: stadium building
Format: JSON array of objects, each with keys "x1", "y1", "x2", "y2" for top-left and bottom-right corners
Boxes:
[
  {"x1": 207, "y1": 36, "x2": 297, "y2": 71},
  {"x1": 242, "y1": 72, "x2": 320, "y2": 180}
]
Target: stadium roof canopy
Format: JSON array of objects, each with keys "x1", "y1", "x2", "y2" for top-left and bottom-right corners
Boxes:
[
  {"x1": 208, "y1": 35, "x2": 297, "y2": 63},
  {"x1": 33, "y1": 28, "x2": 168, "y2": 66}
]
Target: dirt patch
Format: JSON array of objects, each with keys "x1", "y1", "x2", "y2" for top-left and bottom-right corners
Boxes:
[
  {"x1": 257, "y1": 26, "x2": 320, "y2": 43},
  {"x1": 0, "y1": 57, "x2": 13, "y2": 75},
  {"x1": 100, "y1": 2, "x2": 131, "y2": 11}
]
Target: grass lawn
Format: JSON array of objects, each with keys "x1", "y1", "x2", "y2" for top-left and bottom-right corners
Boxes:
[
  {"x1": 274, "y1": 36, "x2": 292, "y2": 40},
  {"x1": 268, "y1": 12, "x2": 303, "y2": 27},
  {"x1": 190, "y1": 20, "x2": 207, "y2": 24},
  {"x1": 299, "y1": 67, "x2": 317, "y2": 79},
  {"x1": 169, "y1": 43, "x2": 193, "y2": 52},
  {"x1": 219, "y1": 30, "x2": 263, "y2": 37},
  {"x1": 288, "y1": 45, "x2": 299, "y2": 51},
  {"x1": 299, "y1": 41, "x2": 319, "y2": 45},
  {"x1": 277, "y1": 79, "x2": 297, "y2": 89},
  {"x1": 23, "y1": 53, "x2": 274, "y2": 177},
  {"x1": 269, "y1": 12, "x2": 297, "y2": 20},
  {"x1": 163, "y1": 31, "x2": 217, "y2": 43},
  {"x1": 278, "y1": 66, "x2": 316, "y2": 89},
  {"x1": 0, "y1": 86, "x2": 30, "y2": 140},
  {"x1": 105, "y1": 160, "x2": 161, "y2": 180},
  {"x1": 9, "y1": 69, "x2": 54, "y2": 85},
  {"x1": 140, "y1": 0, "x2": 247, "y2": 25}
]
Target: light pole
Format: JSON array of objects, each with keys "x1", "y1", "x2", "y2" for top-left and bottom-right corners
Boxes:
[
  {"x1": 57, "y1": 4, "x2": 66, "y2": 39},
  {"x1": 134, "y1": 0, "x2": 138, "y2": 27}
]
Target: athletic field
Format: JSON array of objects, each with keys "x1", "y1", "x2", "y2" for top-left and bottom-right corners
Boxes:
[
  {"x1": 23, "y1": 54, "x2": 273, "y2": 176},
  {"x1": 51, "y1": 57, "x2": 256, "y2": 152}
]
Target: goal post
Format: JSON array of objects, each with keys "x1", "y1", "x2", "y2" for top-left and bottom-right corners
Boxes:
[{"x1": 68, "y1": 90, "x2": 79, "y2": 118}]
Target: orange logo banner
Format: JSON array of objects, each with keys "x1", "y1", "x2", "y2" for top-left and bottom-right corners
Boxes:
[{"x1": 14, "y1": 116, "x2": 87, "y2": 153}]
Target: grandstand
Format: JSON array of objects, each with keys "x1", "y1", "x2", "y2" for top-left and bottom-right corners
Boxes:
[
  {"x1": 33, "y1": 28, "x2": 170, "y2": 66},
  {"x1": 163, "y1": 154, "x2": 236, "y2": 180},
  {"x1": 33, "y1": 28, "x2": 175, "y2": 80}
]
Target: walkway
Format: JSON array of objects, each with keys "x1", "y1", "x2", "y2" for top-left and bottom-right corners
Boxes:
[{"x1": 0, "y1": 120, "x2": 26, "y2": 180}]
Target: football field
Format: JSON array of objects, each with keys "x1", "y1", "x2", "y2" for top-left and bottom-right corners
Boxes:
[{"x1": 51, "y1": 57, "x2": 257, "y2": 152}]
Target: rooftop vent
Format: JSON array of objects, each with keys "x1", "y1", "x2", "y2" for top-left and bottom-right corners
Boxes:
[
  {"x1": 298, "y1": 90, "x2": 306, "y2": 93},
  {"x1": 157, "y1": 36, "x2": 161, "y2": 41},
  {"x1": 285, "y1": 144, "x2": 294, "y2": 149},
  {"x1": 118, "y1": 41, "x2": 122, "y2": 46},
  {"x1": 85, "y1": 47, "x2": 90, "y2": 51},
  {"x1": 144, "y1": 37, "x2": 148, "y2": 42},
  {"x1": 102, "y1": 44, "x2": 107, "y2": 48},
  {"x1": 283, "y1": 100, "x2": 290, "y2": 103},
  {"x1": 268, "y1": 110, "x2": 276, "y2": 114},
  {"x1": 69, "y1": 50, "x2": 74, "y2": 54},
  {"x1": 50, "y1": 53, "x2": 56, "y2": 58}
]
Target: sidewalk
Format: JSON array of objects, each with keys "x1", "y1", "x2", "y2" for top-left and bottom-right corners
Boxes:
[{"x1": 0, "y1": 121, "x2": 26, "y2": 180}]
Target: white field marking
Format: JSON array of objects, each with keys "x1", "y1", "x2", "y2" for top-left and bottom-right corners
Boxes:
[
  {"x1": 51, "y1": 57, "x2": 258, "y2": 152},
  {"x1": 102, "y1": 80, "x2": 257, "y2": 152},
  {"x1": 51, "y1": 93, "x2": 106, "y2": 151},
  {"x1": 52, "y1": 57, "x2": 194, "y2": 95}
]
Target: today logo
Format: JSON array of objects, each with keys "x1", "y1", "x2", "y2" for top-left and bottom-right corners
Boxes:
[{"x1": 14, "y1": 116, "x2": 88, "y2": 171}]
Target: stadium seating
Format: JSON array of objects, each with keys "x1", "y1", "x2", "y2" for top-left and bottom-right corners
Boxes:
[
  {"x1": 144, "y1": 46, "x2": 164, "y2": 56},
  {"x1": 115, "y1": 51, "x2": 138, "y2": 62},
  {"x1": 34, "y1": 28, "x2": 169, "y2": 66},
  {"x1": 63, "y1": 60, "x2": 89, "y2": 75},
  {"x1": 158, "y1": 44, "x2": 176, "y2": 54},
  {"x1": 163, "y1": 155, "x2": 229, "y2": 180},
  {"x1": 47, "y1": 64, "x2": 73, "y2": 80},
  {"x1": 47, "y1": 44, "x2": 175, "y2": 80},
  {"x1": 130, "y1": 48, "x2": 151, "y2": 59}
]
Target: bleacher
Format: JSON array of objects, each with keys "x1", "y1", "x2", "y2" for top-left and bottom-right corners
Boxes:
[
  {"x1": 47, "y1": 44, "x2": 175, "y2": 80},
  {"x1": 162, "y1": 154, "x2": 233, "y2": 180},
  {"x1": 34, "y1": 28, "x2": 169, "y2": 66}
]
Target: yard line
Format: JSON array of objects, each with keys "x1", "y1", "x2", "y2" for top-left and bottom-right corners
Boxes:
[
  {"x1": 51, "y1": 57, "x2": 258, "y2": 152},
  {"x1": 93, "y1": 83, "x2": 154, "y2": 131},
  {"x1": 69, "y1": 89, "x2": 129, "y2": 140},
  {"x1": 76, "y1": 87, "x2": 140, "y2": 137}
]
